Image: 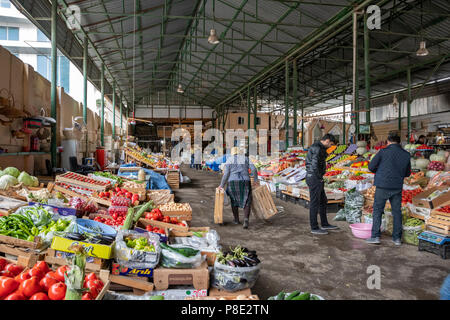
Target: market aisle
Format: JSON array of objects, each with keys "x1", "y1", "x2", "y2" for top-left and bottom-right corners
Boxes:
[{"x1": 177, "y1": 166, "x2": 449, "y2": 300}]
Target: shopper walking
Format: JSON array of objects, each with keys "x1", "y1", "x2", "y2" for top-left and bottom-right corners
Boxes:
[
  {"x1": 366, "y1": 131, "x2": 411, "y2": 245},
  {"x1": 218, "y1": 147, "x2": 257, "y2": 229},
  {"x1": 305, "y1": 134, "x2": 339, "y2": 235}
]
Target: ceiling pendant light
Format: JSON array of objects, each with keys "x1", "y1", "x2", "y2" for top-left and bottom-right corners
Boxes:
[
  {"x1": 208, "y1": 29, "x2": 220, "y2": 44},
  {"x1": 308, "y1": 88, "x2": 315, "y2": 97},
  {"x1": 177, "y1": 84, "x2": 184, "y2": 93},
  {"x1": 416, "y1": 40, "x2": 429, "y2": 56}
]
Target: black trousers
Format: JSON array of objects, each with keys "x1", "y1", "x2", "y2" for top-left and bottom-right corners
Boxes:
[{"x1": 306, "y1": 175, "x2": 329, "y2": 230}]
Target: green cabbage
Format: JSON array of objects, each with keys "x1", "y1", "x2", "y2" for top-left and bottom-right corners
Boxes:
[
  {"x1": 18, "y1": 171, "x2": 34, "y2": 187},
  {"x1": 3, "y1": 167, "x2": 20, "y2": 178},
  {"x1": 0, "y1": 175, "x2": 18, "y2": 190},
  {"x1": 31, "y1": 176, "x2": 39, "y2": 187}
]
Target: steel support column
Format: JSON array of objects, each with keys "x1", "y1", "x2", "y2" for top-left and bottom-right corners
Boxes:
[
  {"x1": 101, "y1": 63, "x2": 105, "y2": 147},
  {"x1": 398, "y1": 96, "x2": 401, "y2": 132},
  {"x1": 247, "y1": 86, "x2": 251, "y2": 132},
  {"x1": 50, "y1": 0, "x2": 57, "y2": 168},
  {"x1": 285, "y1": 60, "x2": 289, "y2": 149},
  {"x1": 363, "y1": 12, "x2": 371, "y2": 125},
  {"x1": 112, "y1": 82, "x2": 116, "y2": 138},
  {"x1": 83, "y1": 36, "x2": 88, "y2": 125},
  {"x1": 301, "y1": 102, "x2": 304, "y2": 147},
  {"x1": 342, "y1": 89, "x2": 346, "y2": 144},
  {"x1": 253, "y1": 87, "x2": 257, "y2": 130},
  {"x1": 352, "y1": 9, "x2": 360, "y2": 141},
  {"x1": 120, "y1": 93, "x2": 123, "y2": 130},
  {"x1": 292, "y1": 59, "x2": 298, "y2": 146},
  {"x1": 407, "y1": 68, "x2": 411, "y2": 140}
]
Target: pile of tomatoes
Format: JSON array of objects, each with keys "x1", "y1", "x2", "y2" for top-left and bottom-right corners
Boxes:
[
  {"x1": 349, "y1": 175, "x2": 365, "y2": 181},
  {"x1": 145, "y1": 225, "x2": 166, "y2": 235},
  {"x1": 98, "y1": 187, "x2": 139, "y2": 204},
  {"x1": 144, "y1": 208, "x2": 186, "y2": 227},
  {"x1": 324, "y1": 170, "x2": 341, "y2": 177},
  {"x1": 0, "y1": 259, "x2": 104, "y2": 300},
  {"x1": 93, "y1": 215, "x2": 121, "y2": 227},
  {"x1": 437, "y1": 205, "x2": 450, "y2": 213},
  {"x1": 401, "y1": 188, "x2": 422, "y2": 204}
]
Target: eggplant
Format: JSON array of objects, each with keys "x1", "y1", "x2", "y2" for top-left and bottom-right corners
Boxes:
[
  {"x1": 227, "y1": 260, "x2": 236, "y2": 267},
  {"x1": 243, "y1": 256, "x2": 257, "y2": 264},
  {"x1": 246, "y1": 250, "x2": 257, "y2": 255},
  {"x1": 65, "y1": 232, "x2": 84, "y2": 241}
]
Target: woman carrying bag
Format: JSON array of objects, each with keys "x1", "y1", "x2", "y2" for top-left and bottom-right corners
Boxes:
[{"x1": 218, "y1": 147, "x2": 258, "y2": 229}]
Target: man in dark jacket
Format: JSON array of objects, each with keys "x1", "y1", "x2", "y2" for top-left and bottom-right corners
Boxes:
[
  {"x1": 305, "y1": 134, "x2": 339, "y2": 235},
  {"x1": 366, "y1": 131, "x2": 411, "y2": 245}
]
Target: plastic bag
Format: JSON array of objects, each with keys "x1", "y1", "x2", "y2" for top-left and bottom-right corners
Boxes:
[
  {"x1": 160, "y1": 244, "x2": 204, "y2": 269},
  {"x1": 171, "y1": 230, "x2": 221, "y2": 251},
  {"x1": 402, "y1": 225, "x2": 424, "y2": 246},
  {"x1": 14, "y1": 205, "x2": 54, "y2": 227},
  {"x1": 114, "y1": 230, "x2": 161, "y2": 269},
  {"x1": 363, "y1": 214, "x2": 386, "y2": 232},
  {"x1": 333, "y1": 189, "x2": 364, "y2": 223},
  {"x1": 211, "y1": 260, "x2": 260, "y2": 292}
]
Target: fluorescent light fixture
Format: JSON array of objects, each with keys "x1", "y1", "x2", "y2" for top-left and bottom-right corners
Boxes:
[{"x1": 177, "y1": 84, "x2": 184, "y2": 93}]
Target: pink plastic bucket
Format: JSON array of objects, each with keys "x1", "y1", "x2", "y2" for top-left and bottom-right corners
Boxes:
[{"x1": 349, "y1": 223, "x2": 373, "y2": 239}]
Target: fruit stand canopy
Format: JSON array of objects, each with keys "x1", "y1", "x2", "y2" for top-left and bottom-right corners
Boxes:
[{"x1": 10, "y1": 0, "x2": 450, "y2": 115}]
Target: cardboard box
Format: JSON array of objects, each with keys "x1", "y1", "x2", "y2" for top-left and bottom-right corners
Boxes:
[
  {"x1": 412, "y1": 187, "x2": 450, "y2": 209},
  {"x1": 51, "y1": 236, "x2": 113, "y2": 259},
  {"x1": 111, "y1": 262, "x2": 154, "y2": 278}
]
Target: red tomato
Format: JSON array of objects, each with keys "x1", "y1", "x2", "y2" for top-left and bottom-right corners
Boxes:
[
  {"x1": 45, "y1": 271, "x2": 58, "y2": 280},
  {"x1": 54, "y1": 266, "x2": 69, "y2": 282},
  {"x1": 5, "y1": 264, "x2": 24, "y2": 277},
  {"x1": 82, "y1": 292, "x2": 93, "y2": 300},
  {"x1": 132, "y1": 194, "x2": 139, "y2": 203},
  {"x1": 39, "y1": 276, "x2": 57, "y2": 292},
  {"x1": 170, "y1": 217, "x2": 178, "y2": 224},
  {"x1": 18, "y1": 276, "x2": 42, "y2": 297},
  {"x1": 4, "y1": 291, "x2": 26, "y2": 300},
  {"x1": 85, "y1": 272, "x2": 98, "y2": 282},
  {"x1": 28, "y1": 268, "x2": 44, "y2": 279},
  {"x1": 0, "y1": 270, "x2": 14, "y2": 277},
  {"x1": 14, "y1": 271, "x2": 31, "y2": 283},
  {"x1": 86, "y1": 279, "x2": 102, "y2": 291},
  {"x1": 89, "y1": 286, "x2": 99, "y2": 299},
  {"x1": 0, "y1": 258, "x2": 8, "y2": 271},
  {"x1": 48, "y1": 282, "x2": 66, "y2": 300},
  {"x1": 33, "y1": 261, "x2": 50, "y2": 274},
  {"x1": 0, "y1": 277, "x2": 20, "y2": 298},
  {"x1": 29, "y1": 292, "x2": 49, "y2": 300},
  {"x1": 115, "y1": 187, "x2": 121, "y2": 193}
]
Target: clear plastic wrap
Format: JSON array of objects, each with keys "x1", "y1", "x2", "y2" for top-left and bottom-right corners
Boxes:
[
  {"x1": 402, "y1": 225, "x2": 424, "y2": 246},
  {"x1": 114, "y1": 230, "x2": 161, "y2": 269},
  {"x1": 211, "y1": 260, "x2": 260, "y2": 292},
  {"x1": 160, "y1": 244, "x2": 204, "y2": 269},
  {"x1": 171, "y1": 230, "x2": 221, "y2": 252},
  {"x1": 333, "y1": 189, "x2": 364, "y2": 223},
  {"x1": 111, "y1": 196, "x2": 131, "y2": 207}
]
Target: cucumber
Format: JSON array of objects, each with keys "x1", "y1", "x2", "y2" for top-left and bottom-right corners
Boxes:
[
  {"x1": 276, "y1": 291, "x2": 286, "y2": 300},
  {"x1": 311, "y1": 295, "x2": 320, "y2": 300},
  {"x1": 149, "y1": 295, "x2": 164, "y2": 300},
  {"x1": 121, "y1": 208, "x2": 136, "y2": 230},
  {"x1": 292, "y1": 292, "x2": 311, "y2": 300},
  {"x1": 133, "y1": 201, "x2": 154, "y2": 223},
  {"x1": 285, "y1": 290, "x2": 301, "y2": 300}
]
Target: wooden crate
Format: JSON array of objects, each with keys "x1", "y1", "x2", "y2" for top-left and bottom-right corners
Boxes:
[
  {"x1": 251, "y1": 185, "x2": 278, "y2": 220},
  {"x1": 147, "y1": 190, "x2": 174, "y2": 205},
  {"x1": 55, "y1": 173, "x2": 108, "y2": 192},
  {"x1": 109, "y1": 274, "x2": 154, "y2": 295},
  {"x1": 426, "y1": 213, "x2": 450, "y2": 236},
  {"x1": 153, "y1": 261, "x2": 209, "y2": 291},
  {"x1": 214, "y1": 188, "x2": 224, "y2": 224},
  {"x1": 170, "y1": 227, "x2": 210, "y2": 237},
  {"x1": 0, "y1": 234, "x2": 43, "y2": 250},
  {"x1": 0, "y1": 243, "x2": 46, "y2": 267},
  {"x1": 138, "y1": 218, "x2": 189, "y2": 232},
  {"x1": 159, "y1": 209, "x2": 192, "y2": 221},
  {"x1": 44, "y1": 248, "x2": 109, "y2": 272},
  {"x1": 431, "y1": 200, "x2": 450, "y2": 217}
]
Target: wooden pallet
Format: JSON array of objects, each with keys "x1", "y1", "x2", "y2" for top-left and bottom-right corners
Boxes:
[
  {"x1": 55, "y1": 173, "x2": 108, "y2": 192},
  {"x1": 44, "y1": 248, "x2": 109, "y2": 272},
  {"x1": 166, "y1": 171, "x2": 180, "y2": 190},
  {"x1": 214, "y1": 188, "x2": 224, "y2": 224},
  {"x1": 0, "y1": 243, "x2": 46, "y2": 267},
  {"x1": 153, "y1": 261, "x2": 209, "y2": 291},
  {"x1": 138, "y1": 218, "x2": 189, "y2": 232},
  {"x1": 252, "y1": 185, "x2": 278, "y2": 220}
]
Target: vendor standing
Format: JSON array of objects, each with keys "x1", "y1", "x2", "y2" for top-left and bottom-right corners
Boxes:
[
  {"x1": 415, "y1": 135, "x2": 427, "y2": 145},
  {"x1": 305, "y1": 134, "x2": 339, "y2": 235},
  {"x1": 218, "y1": 147, "x2": 257, "y2": 229},
  {"x1": 366, "y1": 131, "x2": 411, "y2": 246}
]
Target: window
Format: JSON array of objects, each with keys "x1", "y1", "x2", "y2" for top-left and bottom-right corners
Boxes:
[
  {"x1": 0, "y1": 0, "x2": 11, "y2": 8},
  {"x1": 36, "y1": 29, "x2": 49, "y2": 42},
  {"x1": 37, "y1": 55, "x2": 70, "y2": 93},
  {"x1": 256, "y1": 117, "x2": 261, "y2": 125},
  {"x1": 237, "y1": 116, "x2": 244, "y2": 125},
  {"x1": 0, "y1": 26, "x2": 19, "y2": 41}
]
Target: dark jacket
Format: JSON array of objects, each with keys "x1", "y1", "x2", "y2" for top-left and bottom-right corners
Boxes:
[
  {"x1": 368, "y1": 143, "x2": 411, "y2": 190},
  {"x1": 305, "y1": 141, "x2": 327, "y2": 180}
]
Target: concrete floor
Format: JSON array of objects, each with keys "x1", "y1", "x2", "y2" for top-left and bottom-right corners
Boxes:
[{"x1": 176, "y1": 166, "x2": 449, "y2": 300}]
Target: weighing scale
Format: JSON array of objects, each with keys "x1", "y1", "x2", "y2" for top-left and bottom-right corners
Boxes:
[{"x1": 418, "y1": 231, "x2": 450, "y2": 245}]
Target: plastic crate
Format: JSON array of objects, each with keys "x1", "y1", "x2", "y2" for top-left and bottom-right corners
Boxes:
[
  {"x1": 76, "y1": 218, "x2": 117, "y2": 237},
  {"x1": 418, "y1": 239, "x2": 450, "y2": 259}
]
